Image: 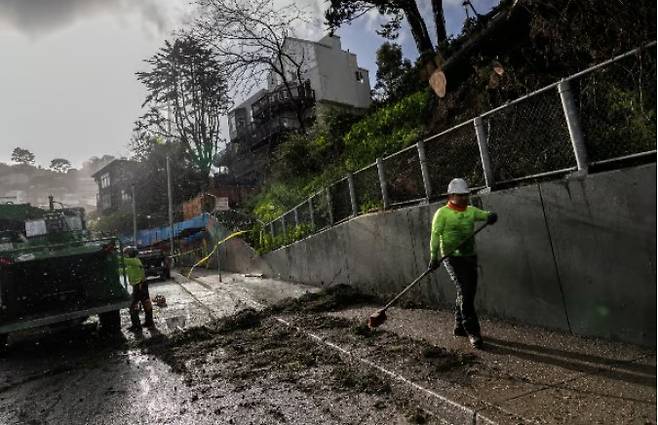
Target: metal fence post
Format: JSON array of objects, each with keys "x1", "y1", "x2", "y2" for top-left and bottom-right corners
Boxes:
[
  {"x1": 308, "y1": 198, "x2": 315, "y2": 229},
  {"x1": 473, "y1": 117, "x2": 495, "y2": 189},
  {"x1": 281, "y1": 216, "x2": 287, "y2": 242},
  {"x1": 347, "y1": 173, "x2": 358, "y2": 216},
  {"x1": 558, "y1": 80, "x2": 589, "y2": 173},
  {"x1": 269, "y1": 221, "x2": 274, "y2": 237},
  {"x1": 376, "y1": 157, "x2": 390, "y2": 209},
  {"x1": 325, "y1": 188, "x2": 334, "y2": 225},
  {"x1": 293, "y1": 207, "x2": 299, "y2": 227},
  {"x1": 416, "y1": 140, "x2": 432, "y2": 201}
]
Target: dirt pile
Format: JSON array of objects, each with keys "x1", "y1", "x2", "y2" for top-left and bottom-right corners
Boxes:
[
  {"x1": 138, "y1": 285, "x2": 481, "y2": 423},
  {"x1": 295, "y1": 314, "x2": 479, "y2": 382},
  {"x1": 143, "y1": 315, "x2": 436, "y2": 423},
  {"x1": 266, "y1": 283, "x2": 381, "y2": 315}
]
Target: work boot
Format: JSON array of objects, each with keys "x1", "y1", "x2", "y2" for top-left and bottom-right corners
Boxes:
[
  {"x1": 453, "y1": 326, "x2": 467, "y2": 337},
  {"x1": 468, "y1": 334, "x2": 483, "y2": 349},
  {"x1": 143, "y1": 309, "x2": 156, "y2": 329},
  {"x1": 128, "y1": 310, "x2": 142, "y2": 332}
]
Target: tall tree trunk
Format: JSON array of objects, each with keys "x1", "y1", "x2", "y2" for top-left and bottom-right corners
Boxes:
[
  {"x1": 431, "y1": 0, "x2": 448, "y2": 46},
  {"x1": 400, "y1": 0, "x2": 434, "y2": 54}
]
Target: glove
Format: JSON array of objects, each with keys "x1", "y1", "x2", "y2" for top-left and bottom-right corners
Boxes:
[
  {"x1": 487, "y1": 212, "x2": 498, "y2": 225},
  {"x1": 428, "y1": 258, "x2": 440, "y2": 271}
]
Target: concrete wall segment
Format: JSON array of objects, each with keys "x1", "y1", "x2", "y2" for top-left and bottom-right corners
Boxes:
[
  {"x1": 538, "y1": 164, "x2": 656, "y2": 345},
  {"x1": 221, "y1": 164, "x2": 656, "y2": 345},
  {"x1": 476, "y1": 185, "x2": 571, "y2": 330}
]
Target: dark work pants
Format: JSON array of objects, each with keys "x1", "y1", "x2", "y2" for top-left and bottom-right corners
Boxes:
[
  {"x1": 444, "y1": 256, "x2": 480, "y2": 336},
  {"x1": 130, "y1": 282, "x2": 152, "y2": 313}
]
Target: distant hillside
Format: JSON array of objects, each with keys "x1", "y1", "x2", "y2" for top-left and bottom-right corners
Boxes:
[{"x1": 0, "y1": 156, "x2": 116, "y2": 211}]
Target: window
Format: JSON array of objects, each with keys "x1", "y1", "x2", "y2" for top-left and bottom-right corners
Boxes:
[
  {"x1": 100, "y1": 173, "x2": 111, "y2": 188},
  {"x1": 355, "y1": 71, "x2": 364, "y2": 82},
  {"x1": 121, "y1": 189, "x2": 131, "y2": 202}
]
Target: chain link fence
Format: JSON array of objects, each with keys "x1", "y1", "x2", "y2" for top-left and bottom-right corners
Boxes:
[
  {"x1": 282, "y1": 210, "x2": 296, "y2": 241},
  {"x1": 272, "y1": 218, "x2": 284, "y2": 239},
  {"x1": 309, "y1": 191, "x2": 331, "y2": 230},
  {"x1": 297, "y1": 200, "x2": 313, "y2": 229},
  {"x1": 571, "y1": 48, "x2": 657, "y2": 163},
  {"x1": 483, "y1": 88, "x2": 575, "y2": 183},
  {"x1": 261, "y1": 43, "x2": 656, "y2": 251},
  {"x1": 383, "y1": 146, "x2": 425, "y2": 205},
  {"x1": 424, "y1": 121, "x2": 484, "y2": 197},
  {"x1": 352, "y1": 164, "x2": 382, "y2": 213},
  {"x1": 329, "y1": 178, "x2": 352, "y2": 223}
]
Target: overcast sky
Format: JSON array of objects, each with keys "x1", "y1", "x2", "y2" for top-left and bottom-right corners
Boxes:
[{"x1": 0, "y1": 0, "x2": 498, "y2": 168}]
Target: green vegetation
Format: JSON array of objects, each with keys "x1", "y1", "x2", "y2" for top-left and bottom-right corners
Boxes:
[
  {"x1": 243, "y1": 90, "x2": 431, "y2": 252},
  {"x1": 238, "y1": 0, "x2": 656, "y2": 254},
  {"x1": 87, "y1": 210, "x2": 133, "y2": 236}
]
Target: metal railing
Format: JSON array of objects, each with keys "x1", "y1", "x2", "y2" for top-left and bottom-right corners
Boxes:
[{"x1": 263, "y1": 43, "x2": 657, "y2": 250}]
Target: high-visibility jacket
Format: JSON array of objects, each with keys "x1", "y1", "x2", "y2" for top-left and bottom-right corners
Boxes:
[
  {"x1": 122, "y1": 256, "x2": 145, "y2": 286},
  {"x1": 430, "y1": 204, "x2": 491, "y2": 260}
]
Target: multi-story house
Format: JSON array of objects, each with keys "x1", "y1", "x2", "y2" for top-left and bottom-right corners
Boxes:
[
  {"x1": 91, "y1": 159, "x2": 140, "y2": 216},
  {"x1": 218, "y1": 34, "x2": 372, "y2": 184}
]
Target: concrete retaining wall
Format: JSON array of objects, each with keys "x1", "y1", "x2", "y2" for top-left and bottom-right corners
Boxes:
[{"x1": 222, "y1": 164, "x2": 656, "y2": 346}]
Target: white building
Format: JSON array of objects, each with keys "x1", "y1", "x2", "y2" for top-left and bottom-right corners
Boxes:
[
  {"x1": 228, "y1": 35, "x2": 371, "y2": 141},
  {"x1": 266, "y1": 35, "x2": 371, "y2": 111},
  {"x1": 223, "y1": 35, "x2": 371, "y2": 183}
]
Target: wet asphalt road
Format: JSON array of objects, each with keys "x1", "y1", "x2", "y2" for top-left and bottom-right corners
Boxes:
[
  {"x1": 1, "y1": 271, "x2": 653, "y2": 424},
  {"x1": 1, "y1": 276, "x2": 195, "y2": 424},
  {"x1": 0, "y1": 272, "x2": 323, "y2": 425}
]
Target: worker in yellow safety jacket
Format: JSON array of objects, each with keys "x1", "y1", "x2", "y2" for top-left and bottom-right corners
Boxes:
[
  {"x1": 122, "y1": 246, "x2": 155, "y2": 331},
  {"x1": 428, "y1": 178, "x2": 497, "y2": 349}
]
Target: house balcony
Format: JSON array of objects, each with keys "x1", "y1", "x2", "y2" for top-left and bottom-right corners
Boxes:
[
  {"x1": 251, "y1": 80, "x2": 315, "y2": 121},
  {"x1": 230, "y1": 116, "x2": 301, "y2": 150}
]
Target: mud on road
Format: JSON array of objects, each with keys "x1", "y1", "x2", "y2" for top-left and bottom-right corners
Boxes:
[
  {"x1": 0, "y1": 281, "x2": 483, "y2": 424},
  {"x1": 140, "y1": 285, "x2": 482, "y2": 424}
]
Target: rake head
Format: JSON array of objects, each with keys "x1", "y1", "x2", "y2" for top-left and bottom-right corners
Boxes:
[{"x1": 367, "y1": 309, "x2": 387, "y2": 329}]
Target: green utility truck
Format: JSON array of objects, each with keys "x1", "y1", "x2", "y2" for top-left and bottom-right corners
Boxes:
[{"x1": 0, "y1": 197, "x2": 130, "y2": 348}]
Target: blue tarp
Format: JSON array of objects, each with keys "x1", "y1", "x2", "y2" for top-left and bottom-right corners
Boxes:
[{"x1": 121, "y1": 213, "x2": 210, "y2": 248}]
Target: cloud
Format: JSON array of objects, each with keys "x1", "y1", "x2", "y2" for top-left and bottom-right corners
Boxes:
[{"x1": 0, "y1": 0, "x2": 179, "y2": 37}]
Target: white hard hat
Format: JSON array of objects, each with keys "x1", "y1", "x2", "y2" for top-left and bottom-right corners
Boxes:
[{"x1": 447, "y1": 178, "x2": 470, "y2": 195}]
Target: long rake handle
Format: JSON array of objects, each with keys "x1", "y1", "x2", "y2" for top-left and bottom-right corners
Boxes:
[{"x1": 380, "y1": 222, "x2": 490, "y2": 312}]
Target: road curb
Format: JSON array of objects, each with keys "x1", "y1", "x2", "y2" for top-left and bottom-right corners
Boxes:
[{"x1": 274, "y1": 316, "x2": 500, "y2": 425}]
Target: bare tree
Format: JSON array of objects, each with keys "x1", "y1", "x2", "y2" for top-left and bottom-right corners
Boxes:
[
  {"x1": 190, "y1": 0, "x2": 314, "y2": 132},
  {"x1": 135, "y1": 37, "x2": 230, "y2": 177}
]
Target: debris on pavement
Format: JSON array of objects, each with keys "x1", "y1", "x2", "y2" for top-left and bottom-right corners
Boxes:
[
  {"x1": 153, "y1": 295, "x2": 167, "y2": 307},
  {"x1": 137, "y1": 284, "x2": 479, "y2": 424}
]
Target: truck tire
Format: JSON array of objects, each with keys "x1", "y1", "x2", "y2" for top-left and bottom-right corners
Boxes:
[{"x1": 99, "y1": 310, "x2": 121, "y2": 333}]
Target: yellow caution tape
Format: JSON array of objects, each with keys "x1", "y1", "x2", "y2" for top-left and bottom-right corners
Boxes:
[{"x1": 186, "y1": 230, "x2": 249, "y2": 278}]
